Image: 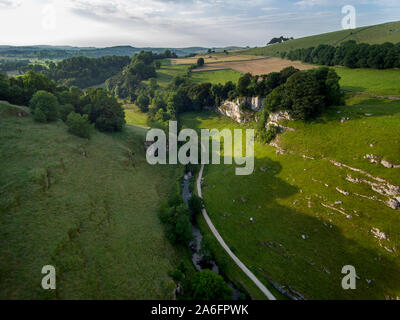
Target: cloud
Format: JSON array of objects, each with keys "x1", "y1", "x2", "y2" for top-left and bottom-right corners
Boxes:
[{"x1": 0, "y1": 0, "x2": 21, "y2": 8}]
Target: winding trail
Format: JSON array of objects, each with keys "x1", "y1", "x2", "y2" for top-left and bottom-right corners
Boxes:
[{"x1": 196, "y1": 164, "x2": 276, "y2": 300}]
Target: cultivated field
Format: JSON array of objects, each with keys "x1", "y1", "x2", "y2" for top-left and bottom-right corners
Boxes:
[
  {"x1": 193, "y1": 57, "x2": 314, "y2": 75},
  {"x1": 171, "y1": 54, "x2": 263, "y2": 65}
]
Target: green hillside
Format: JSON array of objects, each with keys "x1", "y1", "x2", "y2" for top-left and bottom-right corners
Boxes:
[
  {"x1": 243, "y1": 20, "x2": 400, "y2": 57},
  {"x1": 0, "y1": 101, "x2": 183, "y2": 299}
]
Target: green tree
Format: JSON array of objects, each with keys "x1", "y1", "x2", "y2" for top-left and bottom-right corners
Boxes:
[
  {"x1": 29, "y1": 90, "x2": 59, "y2": 122},
  {"x1": 136, "y1": 94, "x2": 150, "y2": 112},
  {"x1": 59, "y1": 104, "x2": 75, "y2": 122},
  {"x1": 190, "y1": 270, "x2": 233, "y2": 300},
  {"x1": 66, "y1": 112, "x2": 92, "y2": 139},
  {"x1": 197, "y1": 58, "x2": 205, "y2": 67}
]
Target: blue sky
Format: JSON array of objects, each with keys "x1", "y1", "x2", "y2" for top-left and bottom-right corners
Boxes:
[{"x1": 0, "y1": 0, "x2": 399, "y2": 47}]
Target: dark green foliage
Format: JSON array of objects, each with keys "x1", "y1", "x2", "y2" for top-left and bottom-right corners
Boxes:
[
  {"x1": 283, "y1": 71, "x2": 325, "y2": 120},
  {"x1": 199, "y1": 234, "x2": 214, "y2": 265},
  {"x1": 29, "y1": 90, "x2": 59, "y2": 122},
  {"x1": 84, "y1": 88, "x2": 125, "y2": 132},
  {"x1": 190, "y1": 270, "x2": 233, "y2": 300},
  {"x1": 59, "y1": 104, "x2": 75, "y2": 122},
  {"x1": 197, "y1": 58, "x2": 205, "y2": 67},
  {"x1": 106, "y1": 51, "x2": 167, "y2": 100},
  {"x1": 66, "y1": 112, "x2": 92, "y2": 139},
  {"x1": 188, "y1": 194, "x2": 204, "y2": 215},
  {"x1": 136, "y1": 94, "x2": 150, "y2": 112},
  {"x1": 43, "y1": 56, "x2": 130, "y2": 89},
  {"x1": 285, "y1": 40, "x2": 400, "y2": 69},
  {"x1": 159, "y1": 191, "x2": 193, "y2": 246},
  {"x1": 267, "y1": 36, "x2": 293, "y2": 45}
]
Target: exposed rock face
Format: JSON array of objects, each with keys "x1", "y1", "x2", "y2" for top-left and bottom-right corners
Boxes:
[
  {"x1": 267, "y1": 111, "x2": 294, "y2": 133},
  {"x1": 217, "y1": 97, "x2": 264, "y2": 123}
]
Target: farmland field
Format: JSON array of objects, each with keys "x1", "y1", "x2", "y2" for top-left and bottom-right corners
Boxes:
[
  {"x1": 191, "y1": 69, "x2": 242, "y2": 85},
  {"x1": 193, "y1": 58, "x2": 314, "y2": 75},
  {"x1": 171, "y1": 54, "x2": 263, "y2": 65},
  {"x1": 334, "y1": 67, "x2": 400, "y2": 96}
]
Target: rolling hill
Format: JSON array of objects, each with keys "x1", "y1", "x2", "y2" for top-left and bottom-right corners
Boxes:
[{"x1": 242, "y1": 20, "x2": 400, "y2": 57}]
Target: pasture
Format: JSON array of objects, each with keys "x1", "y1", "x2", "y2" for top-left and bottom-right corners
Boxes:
[
  {"x1": 180, "y1": 94, "x2": 400, "y2": 299},
  {"x1": 0, "y1": 101, "x2": 183, "y2": 299},
  {"x1": 171, "y1": 54, "x2": 263, "y2": 65}
]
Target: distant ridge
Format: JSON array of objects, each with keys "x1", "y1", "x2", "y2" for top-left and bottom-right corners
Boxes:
[{"x1": 242, "y1": 20, "x2": 400, "y2": 57}]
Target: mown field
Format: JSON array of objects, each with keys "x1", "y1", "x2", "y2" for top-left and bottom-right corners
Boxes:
[
  {"x1": 191, "y1": 69, "x2": 242, "y2": 85},
  {"x1": 171, "y1": 54, "x2": 262, "y2": 65},
  {"x1": 0, "y1": 101, "x2": 183, "y2": 299},
  {"x1": 180, "y1": 92, "x2": 400, "y2": 299},
  {"x1": 242, "y1": 20, "x2": 400, "y2": 57},
  {"x1": 193, "y1": 57, "x2": 314, "y2": 76}
]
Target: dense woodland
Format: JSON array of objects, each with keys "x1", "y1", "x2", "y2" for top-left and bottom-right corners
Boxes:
[{"x1": 283, "y1": 40, "x2": 400, "y2": 69}]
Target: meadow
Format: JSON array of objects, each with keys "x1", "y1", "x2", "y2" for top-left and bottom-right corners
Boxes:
[
  {"x1": 0, "y1": 101, "x2": 183, "y2": 299},
  {"x1": 190, "y1": 69, "x2": 242, "y2": 85},
  {"x1": 180, "y1": 93, "x2": 400, "y2": 299},
  {"x1": 334, "y1": 67, "x2": 400, "y2": 96}
]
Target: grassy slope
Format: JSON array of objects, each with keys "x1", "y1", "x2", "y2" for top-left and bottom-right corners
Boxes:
[
  {"x1": 242, "y1": 21, "x2": 400, "y2": 57},
  {"x1": 0, "y1": 102, "x2": 182, "y2": 299},
  {"x1": 180, "y1": 92, "x2": 400, "y2": 299},
  {"x1": 334, "y1": 67, "x2": 400, "y2": 96}
]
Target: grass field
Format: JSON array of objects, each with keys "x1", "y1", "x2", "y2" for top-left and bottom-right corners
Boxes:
[
  {"x1": 191, "y1": 69, "x2": 242, "y2": 85},
  {"x1": 124, "y1": 103, "x2": 149, "y2": 129},
  {"x1": 153, "y1": 64, "x2": 190, "y2": 87},
  {"x1": 0, "y1": 101, "x2": 183, "y2": 299},
  {"x1": 242, "y1": 20, "x2": 400, "y2": 57},
  {"x1": 334, "y1": 67, "x2": 400, "y2": 96},
  {"x1": 180, "y1": 94, "x2": 400, "y2": 299}
]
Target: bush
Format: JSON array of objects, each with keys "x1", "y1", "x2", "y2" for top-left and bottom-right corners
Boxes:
[
  {"x1": 29, "y1": 90, "x2": 59, "y2": 122},
  {"x1": 197, "y1": 58, "x2": 205, "y2": 67},
  {"x1": 66, "y1": 112, "x2": 92, "y2": 139},
  {"x1": 33, "y1": 108, "x2": 47, "y2": 123},
  {"x1": 59, "y1": 104, "x2": 75, "y2": 122},
  {"x1": 136, "y1": 94, "x2": 150, "y2": 112},
  {"x1": 188, "y1": 194, "x2": 204, "y2": 215},
  {"x1": 190, "y1": 270, "x2": 233, "y2": 300}
]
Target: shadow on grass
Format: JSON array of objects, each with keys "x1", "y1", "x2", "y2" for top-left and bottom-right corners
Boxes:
[{"x1": 185, "y1": 115, "x2": 400, "y2": 299}]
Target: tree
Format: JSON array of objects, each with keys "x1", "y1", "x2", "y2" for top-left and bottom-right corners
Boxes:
[
  {"x1": 197, "y1": 58, "x2": 205, "y2": 67},
  {"x1": 59, "y1": 104, "x2": 75, "y2": 122},
  {"x1": 29, "y1": 90, "x2": 59, "y2": 122},
  {"x1": 136, "y1": 94, "x2": 150, "y2": 112},
  {"x1": 190, "y1": 270, "x2": 233, "y2": 300},
  {"x1": 85, "y1": 88, "x2": 125, "y2": 132},
  {"x1": 66, "y1": 112, "x2": 92, "y2": 139},
  {"x1": 188, "y1": 194, "x2": 204, "y2": 215}
]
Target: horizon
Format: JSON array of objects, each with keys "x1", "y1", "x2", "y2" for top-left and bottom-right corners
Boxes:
[{"x1": 1, "y1": 0, "x2": 400, "y2": 48}]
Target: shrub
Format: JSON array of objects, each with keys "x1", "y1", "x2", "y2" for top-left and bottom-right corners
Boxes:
[
  {"x1": 29, "y1": 90, "x2": 59, "y2": 122},
  {"x1": 190, "y1": 270, "x2": 233, "y2": 300},
  {"x1": 66, "y1": 112, "x2": 92, "y2": 139},
  {"x1": 188, "y1": 194, "x2": 204, "y2": 215},
  {"x1": 59, "y1": 104, "x2": 75, "y2": 122},
  {"x1": 33, "y1": 108, "x2": 47, "y2": 123},
  {"x1": 197, "y1": 58, "x2": 205, "y2": 67},
  {"x1": 136, "y1": 94, "x2": 150, "y2": 112}
]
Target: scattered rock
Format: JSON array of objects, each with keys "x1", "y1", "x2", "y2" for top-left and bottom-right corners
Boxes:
[
  {"x1": 301, "y1": 235, "x2": 307, "y2": 240},
  {"x1": 250, "y1": 217, "x2": 254, "y2": 223},
  {"x1": 387, "y1": 198, "x2": 400, "y2": 210},
  {"x1": 366, "y1": 279, "x2": 371, "y2": 284},
  {"x1": 371, "y1": 227, "x2": 388, "y2": 240},
  {"x1": 334, "y1": 201, "x2": 343, "y2": 205},
  {"x1": 241, "y1": 197, "x2": 247, "y2": 203},
  {"x1": 336, "y1": 187, "x2": 349, "y2": 196},
  {"x1": 340, "y1": 117, "x2": 351, "y2": 123},
  {"x1": 365, "y1": 113, "x2": 373, "y2": 117}
]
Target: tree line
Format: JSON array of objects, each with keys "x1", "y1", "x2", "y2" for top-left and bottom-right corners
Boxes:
[
  {"x1": 0, "y1": 71, "x2": 126, "y2": 136},
  {"x1": 282, "y1": 40, "x2": 400, "y2": 69},
  {"x1": 105, "y1": 50, "x2": 175, "y2": 100}
]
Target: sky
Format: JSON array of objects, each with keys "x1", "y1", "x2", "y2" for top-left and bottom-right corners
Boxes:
[{"x1": 0, "y1": 0, "x2": 399, "y2": 48}]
